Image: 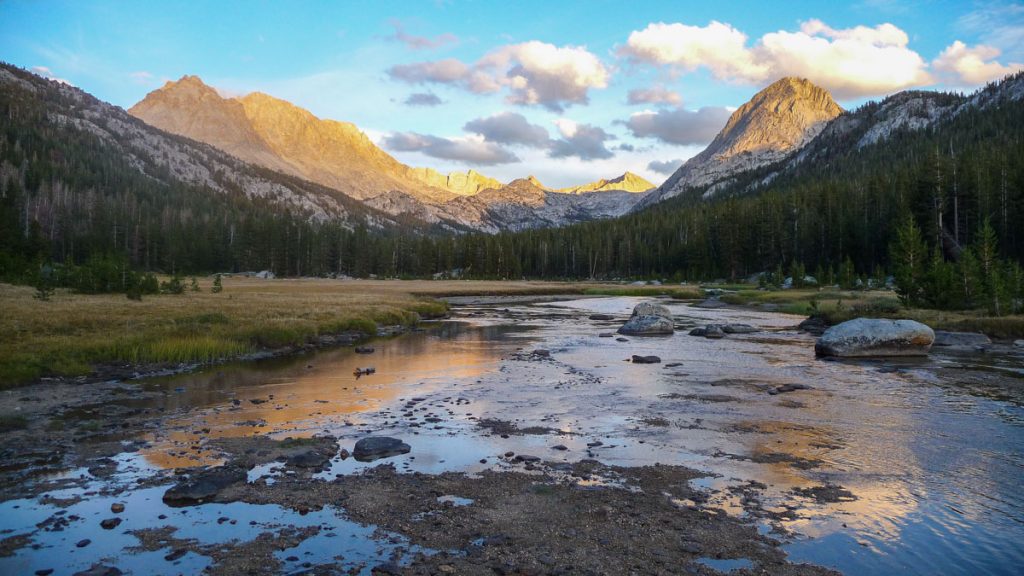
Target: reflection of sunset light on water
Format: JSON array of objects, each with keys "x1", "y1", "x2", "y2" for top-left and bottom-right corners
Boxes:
[{"x1": 140, "y1": 330, "x2": 508, "y2": 469}]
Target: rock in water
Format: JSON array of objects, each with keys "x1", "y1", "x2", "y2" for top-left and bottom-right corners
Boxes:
[
  {"x1": 162, "y1": 466, "x2": 247, "y2": 506},
  {"x1": 631, "y1": 355, "x2": 662, "y2": 364},
  {"x1": 1015, "y1": 340, "x2": 1024, "y2": 348},
  {"x1": 932, "y1": 331, "x2": 991, "y2": 348},
  {"x1": 618, "y1": 302, "x2": 674, "y2": 335},
  {"x1": 815, "y1": 318, "x2": 934, "y2": 357},
  {"x1": 723, "y1": 324, "x2": 757, "y2": 334},
  {"x1": 704, "y1": 325, "x2": 726, "y2": 339},
  {"x1": 353, "y1": 437, "x2": 411, "y2": 462}
]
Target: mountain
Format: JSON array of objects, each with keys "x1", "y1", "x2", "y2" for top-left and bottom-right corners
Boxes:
[
  {"x1": 410, "y1": 168, "x2": 502, "y2": 196},
  {"x1": 129, "y1": 76, "x2": 647, "y2": 231},
  {"x1": 559, "y1": 171, "x2": 654, "y2": 194},
  {"x1": 410, "y1": 72, "x2": 1024, "y2": 281},
  {"x1": 644, "y1": 77, "x2": 842, "y2": 205},
  {"x1": 0, "y1": 62, "x2": 447, "y2": 279},
  {"x1": 130, "y1": 76, "x2": 462, "y2": 202},
  {"x1": 437, "y1": 175, "x2": 647, "y2": 233}
]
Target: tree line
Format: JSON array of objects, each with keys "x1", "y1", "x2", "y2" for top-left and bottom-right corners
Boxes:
[{"x1": 1, "y1": 68, "x2": 1022, "y2": 314}]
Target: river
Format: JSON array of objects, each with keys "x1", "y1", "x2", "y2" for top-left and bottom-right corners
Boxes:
[{"x1": 1, "y1": 296, "x2": 1022, "y2": 575}]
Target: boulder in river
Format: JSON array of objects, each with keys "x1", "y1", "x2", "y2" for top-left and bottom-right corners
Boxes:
[
  {"x1": 353, "y1": 436, "x2": 411, "y2": 462},
  {"x1": 631, "y1": 355, "x2": 661, "y2": 364},
  {"x1": 723, "y1": 324, "x2": 757, "y2": 334},
  {"x1": 618, "y1": 302, "x2": 674, "y2": 336},
  {"x1": 162, "y1": 465, "x2": 247, "y2": 506},
  {"x1": 815, "y1": 318, "x2": 935, "y2": 357},
  {"x1": 704, "y1": 324, "x2": 725, "y2": 339}
]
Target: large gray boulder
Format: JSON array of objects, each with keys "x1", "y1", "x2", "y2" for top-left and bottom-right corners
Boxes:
[
  {"x1": 815, "y1": 318, "x2": 934, "y2": 357},
  {"x1": 618, "y1": 302, "x2": 674, "y2": 335}
]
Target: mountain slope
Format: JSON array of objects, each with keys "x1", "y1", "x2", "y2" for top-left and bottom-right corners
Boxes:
[
  {"x1": 130, "y1": 77, "x2": 460, "y2": 202},
  {"x1": 644, "y1": 77, "x2": 842, "y2": 205},
  {"x1": 0, "y1": 62, "x2": 444, "y2": 277}
]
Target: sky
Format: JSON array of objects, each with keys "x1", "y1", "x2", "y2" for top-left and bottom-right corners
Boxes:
[{"x1": 2, "y1": 0, "x2": 1022, "y2": 187}]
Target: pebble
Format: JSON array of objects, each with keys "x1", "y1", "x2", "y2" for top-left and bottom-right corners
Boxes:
[
  {"x1": 110, "y1": 503, "x2": 125, "y2": 513},
  {"x1": 99, "y1": 518, "x2": 121, "y2": 530},
  {"x1": 75, "y1": 539, "x2": 91, "y2": 548}
]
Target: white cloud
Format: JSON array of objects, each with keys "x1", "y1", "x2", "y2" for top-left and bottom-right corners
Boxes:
[
  {"x1": 624, "y1": 106, "x2": 731, "y2": 146},
  {"x1": 619, "y1": 19, "x2": 934, "y2": 98},
  {"x1": 626, "y1": 86, "x2": 682, "y2": 106},
  {"x1": 31, "y1": 66, "x2": 72, "y2": 86},
  {"x1": 932, "y1": 41, "x2": 1023, "y2": 85},
  {"x1": 388, "y1": 41, "x2": 609, "y2": 111},
  {"x1": 129, "y1": 71, "x2": 155, "y2": 85},
  {"x1": 382, "y1": 132, "x2": 519, "y2": 165},
  {"x1": 619, "y1": 21, "x2": 767, "y2": 80}
]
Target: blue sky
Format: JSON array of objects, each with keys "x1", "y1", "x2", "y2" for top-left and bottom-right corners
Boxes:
[{"x1": 2, "y1": 0, "x2": 1022, "y2": 186}]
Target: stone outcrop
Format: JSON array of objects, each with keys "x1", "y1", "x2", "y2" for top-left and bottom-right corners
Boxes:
[
  {"x1": 815, "y1": 318, "x2": 935, "y2": 357},
  {"x1": 618, "y1": 302, "x2": 674, "y2": 335}
]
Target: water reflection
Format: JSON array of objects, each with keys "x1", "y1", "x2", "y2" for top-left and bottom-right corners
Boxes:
[{"x1": 139, "y1": 323, "x2": 531, "y2": 469}]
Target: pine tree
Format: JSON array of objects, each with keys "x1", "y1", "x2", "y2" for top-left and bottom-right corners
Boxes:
[{"x1": 890, "y1": 214, "x2": 928, "y2": 307}]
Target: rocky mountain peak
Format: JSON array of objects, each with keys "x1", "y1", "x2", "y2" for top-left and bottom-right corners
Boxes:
[
  {"x1": 649, "y1": 77, "x2": 842, "y2": 204},
  {"x1": 561, "y1": 171, "x2": 655, "y2": 194}
]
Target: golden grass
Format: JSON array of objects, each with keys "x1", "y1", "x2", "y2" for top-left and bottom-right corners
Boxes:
[{"x1": 0, "y1": 277, "x2": 701, "y2": 388}]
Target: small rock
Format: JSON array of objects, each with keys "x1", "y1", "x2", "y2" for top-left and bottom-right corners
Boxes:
[
  {"x1": 514, "y1": 454, "x2": 541, "y2": 463},
  {"x1": 352, "y1": 437, "x2": 411, "y2": 462},
  {"x1": 355, "y1": 346, "x2": 375, "y2": 354},
  {"x1": 723, "y1": 324, "x2": 757, "y2": 334},
  {"x1": 704, "y1": 324, "x2": 725, "y2": 339},
  {"x1": 99, "y1": 518, "x2": 121, "y2": 530},
  {"x1": 631, "y1": 355, "x2": 661, "y2": 364},
  {"x1": 531, "y1": 349, "x2": 550, "y2": 358},
  {"x1": 551, "y1": 445, "x2": 568, "y2": 451},
  {"x1": 110, "y1": 503, "x2": 125, "y2": 514},
  {"x1": 286, "y1": 449, "x2": 331, "y2": 469},
  {"x1": 72, "y1": 566, "x2": 122, "y2": 576},
  {"x1": 162, "y1": 466, "x2": 247, "y2": 506},
  {"x1": 616, "y1": 337, "x2": 629, "y2": 342},
  {"x1": 164, "y1": 549, "x2": 188, "y2": 562},
  {"x1": 598, "y1": 332, "x2": 614, "y2": 338},
  {"x1": 76, "y1": 539, "x2": 91, "y2": 548},
  {"x1": 589, "y1": 314, "x2": 615, "y2": 321}
]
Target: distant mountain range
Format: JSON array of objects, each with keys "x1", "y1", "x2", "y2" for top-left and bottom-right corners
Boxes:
[
  {"x1": 129, "y1": 76, "x2": 653, "y2": 231},
  {"x1": 4, "y1": 61, "x2": 1021, "y2": 242}
]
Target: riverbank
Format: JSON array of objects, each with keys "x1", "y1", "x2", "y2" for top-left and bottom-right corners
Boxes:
[
  {"x1": 0, "y1": 279, "x2": 702, "y2": 389},
  {"x1": 717, "y1": 287, "x2": 1024, "y2": 339}
]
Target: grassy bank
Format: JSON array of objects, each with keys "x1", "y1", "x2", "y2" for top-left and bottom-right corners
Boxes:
[
  {"x1": 0, "y1": 278, "x2": 700, "y2": 388},
  {"x1": 720, "y1": 287, "x2": 1024, "y2": 339}
]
